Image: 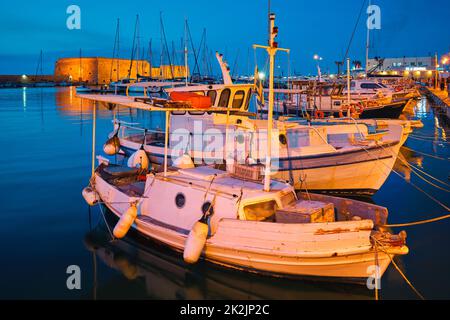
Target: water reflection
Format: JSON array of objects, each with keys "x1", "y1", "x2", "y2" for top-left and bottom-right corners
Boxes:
[
  {"x1": 22, "y1": 87, "x2": 27, "y2": 109},
  {"x1": 394, "y1": 147, "x2": 425, "y2": 182},
  {"x1": 84, "y1": 217, "x2": 372, "y2": 300}
]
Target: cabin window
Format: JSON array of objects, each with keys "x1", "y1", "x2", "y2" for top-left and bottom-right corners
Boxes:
[
  {"x1": 202, "y1": 202, "x2": 214, "y2": 216},
  {"x1": 207, "y1": 90, "x2": 217, "y2": 106},
  {"x1": 175, "y1": 193, "x2": 186, "y2": 209},
  {"x1": 188, "y1": 111, "x2": 206, "y2": 116},
  {"x1": 279, "y1": 134, "x2": 287, "y2": 145},
  {"x1": 232, "y1": 90, "x2": 246, "y2": 109},
  {"x1": 244, "y1": 200, "x2": 277, "y2": 221},
  {"x1": 361, "y1": 83, "x2": 380, "y2": 89},
  {"x1": 244, "y1": 89, "x2": 252, "y2": 110},
  {"x1": 218, "y1": 89, "x2": 231, "y2": 108}
]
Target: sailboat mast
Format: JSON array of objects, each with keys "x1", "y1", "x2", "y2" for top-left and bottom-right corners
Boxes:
[
  {"x1": 160, "y1": 12, "x2": 175, "y2": 80},
  {"x1": 128, "y1": 15, "x2": 139, "y2": 79},
  {"x1": 148, "y1": 39, "x2": 153, "y2": 78},
  {"x1": 365, "y1": 0, "x2": 371, "y2": 73},
  {"x1": 117, "y1": 19, "x2": 120, "y2": 81},
  {"x1": 184, "y1": 19, "x2": 189, "y2": 85},
  {"x1": 79, "y1": 48, "x2": 82, "y2": 82},
  {"x1": 110, "y1": 18, "x2": 120, "y2": 82}
]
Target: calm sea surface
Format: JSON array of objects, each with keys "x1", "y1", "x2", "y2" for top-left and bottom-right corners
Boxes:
[{"x1": 0, "y1": 87, "x2": 449, "y2": 299}]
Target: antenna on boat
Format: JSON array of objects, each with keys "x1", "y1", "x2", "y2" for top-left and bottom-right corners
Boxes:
[{"x1": 254, "y1": 13, "x2": 289, "y2": 192}]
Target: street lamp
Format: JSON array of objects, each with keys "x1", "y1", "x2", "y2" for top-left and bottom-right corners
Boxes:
[{"x1": 313, "y1": 54, "x2": 323, "y2": 80}]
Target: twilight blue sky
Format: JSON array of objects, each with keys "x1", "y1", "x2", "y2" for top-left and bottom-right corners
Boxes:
[{"x1": 0, "y1": 0, "x2": 449, "y2": 75}]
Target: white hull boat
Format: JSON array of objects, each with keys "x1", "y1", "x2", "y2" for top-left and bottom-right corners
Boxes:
[
  {"x1": 81, "y1": 14, "x2": 409, "y2": 283},
  {"x1": 87, "y1": 163, "x2": 408, "y2": 281},
  {"x1": 114, "y1": 119, "x2": 405, "y2": 196}
]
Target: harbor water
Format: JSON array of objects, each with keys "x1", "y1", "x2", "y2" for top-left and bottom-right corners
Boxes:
[{"x1": 0, "y1": 87, "x2": 449, "y2": 299}]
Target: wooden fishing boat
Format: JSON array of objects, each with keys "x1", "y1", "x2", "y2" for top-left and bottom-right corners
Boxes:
[
  {"x1": 84, "y1": 83, "x2": 405, "y2": 196},
  {"x1": 80, "y1": 13, "x2": 408, "y2": 282},
  {"x1": 86, "y1": 162, "x2": 407, "y2": 281}
]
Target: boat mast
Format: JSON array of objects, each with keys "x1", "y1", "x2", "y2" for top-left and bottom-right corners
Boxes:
[
  {"x1": 254, "y1": 13, "x2": 289, "y2": 192},
  {"x1": 110, "y1": 18, "x2": 120, "y2": 82},
  {"x1": 79, "y1": 48, "x2": 82, "y2": 82},
  {"x1": 127, "y1": 15, "x2": 139, "y2": 79},
  {"x1": 117, "y1": 19, "x2": 120, "y2": 81},
  {"x1": 365, "y1": 0, "x2": 371, "y2": 74},
  {"x1": 160, "y1": 12, "x2": 175, "y2": 80},
  {"x1": 184, "y1": 19, "x2": 189, "y2": 85},
  {"x1": 347, "y1": 58, "x2": 351, "y2": 109}
]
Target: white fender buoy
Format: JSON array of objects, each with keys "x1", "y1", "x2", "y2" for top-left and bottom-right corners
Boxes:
[
  {"x1": 113, "y1": 204, "x2": 138, "y2": 239},
  {"x1": 103, "y1": 134, "x2": 121, "y2": 155},
  {"x1": 173, "y1": 154, "x2": 195, "y2": 169},
  {"x1": 127, "y1": 147, "x2": 150, "y2": 170},
  {"x1": 82, "y1": 187, "x2": 99, "y2": 206},
  {"x1": 183, "y1": 220, "x2": 209, "y2": 264}
]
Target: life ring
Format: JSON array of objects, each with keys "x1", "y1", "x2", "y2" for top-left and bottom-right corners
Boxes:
[
  {"x1": 316, "y1": 111, "x2": 325, "y2": 119},
  {"x1": 348, "y1": 106, "x2": 356, "y2": 117},
  {"x1": 358, "y1": 102, "x2": 364, "y2": 113}
]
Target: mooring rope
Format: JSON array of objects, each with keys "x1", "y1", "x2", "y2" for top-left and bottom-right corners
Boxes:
[
  {"x1": 345, "y1": 128, "x2": 450, "y2": 212},
  {"x1": 409, "y1": 135, "x2": 450, "y2": 144},
  {"x1": 382, "y1": 212, "x2": 450, "y2": 228},
  {"x1": 395, "y1": 154, "x2": 450, "y2": 192},
  {"x1": 374, "y1": 143, "x2": 450, "y2": 211},
  {"x1": 97, "y1": 203, "x2": 115, "y2": 241},
  {"x1": 371, "y1": 237, "x2": 425, "y2": 300},
  {"x1": 378, "y1": 140, "x2": 450, "y2": 192},
  {"x1": 373, "y1": 240, "x2": 380, "y2": 301},
  {"x1": 402, "y1": 146, "x2": 450, "y2": 161}
]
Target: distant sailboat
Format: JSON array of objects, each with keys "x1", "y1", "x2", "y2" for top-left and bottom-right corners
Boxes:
[{"x1": 34, "y1": 50, "x2": 54, "y2": 87}]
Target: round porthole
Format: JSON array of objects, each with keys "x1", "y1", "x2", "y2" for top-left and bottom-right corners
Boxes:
[
  {"x1": 202, "y1": 202, "x2": 214, "y2": 216},
  {"x1": 175, "y1": 193, "x2": 186, "y2": 209},
  {"x1": 279, "y1": 134, "x2": 287, "y2": 145},
  {"x1": 236, "y1": 134, "x2": 245, "y2": 144}
]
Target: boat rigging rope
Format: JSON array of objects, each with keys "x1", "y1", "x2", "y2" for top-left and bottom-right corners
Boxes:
[
  {"x1": 402, "y1": 146, "x2": 450, "y2": 161},
  {"x1": 373, "y1": 240, "x2": 380, "y2": 301},
  {"x1": 371, "y1": 237, "x2": 425, "y2": 300},
  {"x1": 340, "y1": 119, "x2": 450, "y2": 210},
  {"x1": 342, "y1": 0, "x2": 367, "y2": 62},
  {"x1": 373, "y1": 143, "x2": 450, "y2": 211},
  {"x1": 394, "y1": 153, "x2": 450, "y2": 192},
  {"x1": 98, "y1": 204, "x2": 115, "y2": 241}
]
